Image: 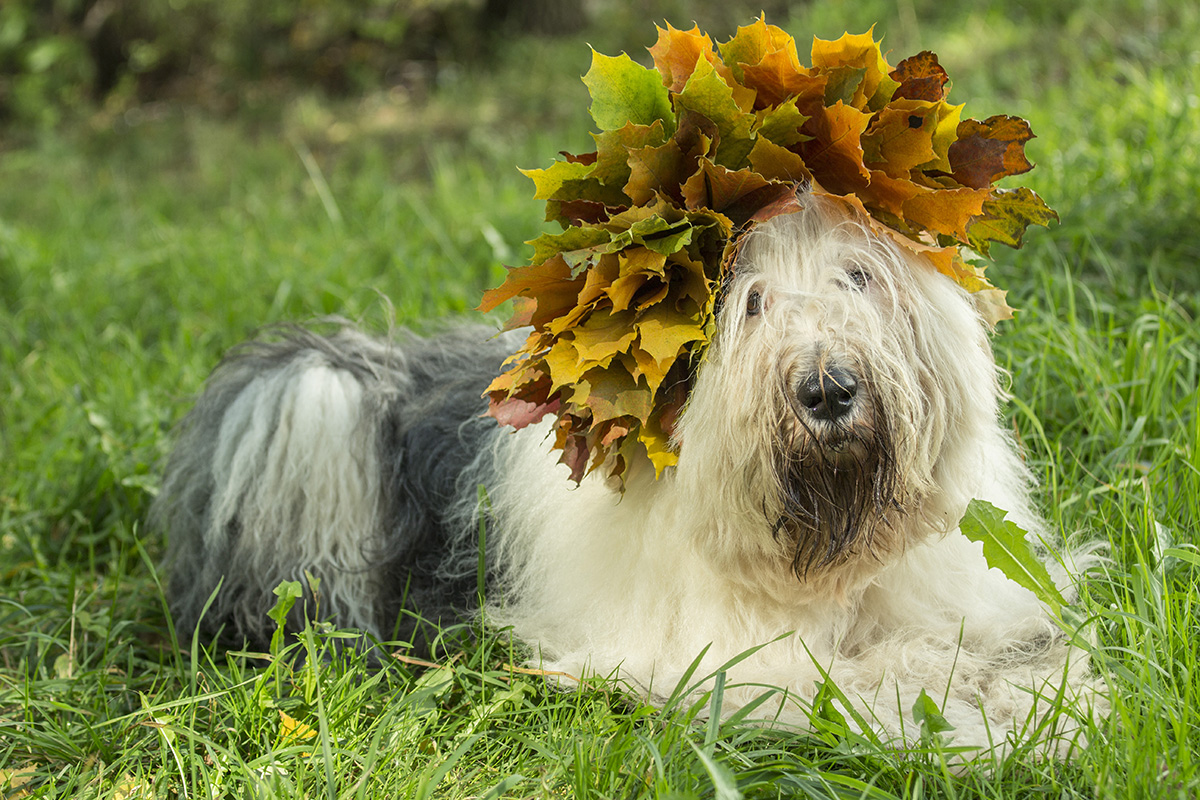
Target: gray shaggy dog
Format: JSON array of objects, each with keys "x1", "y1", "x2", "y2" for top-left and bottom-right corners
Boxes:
[{"x1": 152, "y1": 195, "x2": 1100, "y2": 753}]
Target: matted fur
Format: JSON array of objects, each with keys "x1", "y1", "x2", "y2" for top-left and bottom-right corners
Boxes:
[{"x1": 151, "y1": 195, "x2": 1100, "y2": 754}]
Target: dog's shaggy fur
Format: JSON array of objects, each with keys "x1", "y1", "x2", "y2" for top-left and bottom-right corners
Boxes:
[{"x1": 152, "y1": 195, "x2": 1098, "y2": 752}]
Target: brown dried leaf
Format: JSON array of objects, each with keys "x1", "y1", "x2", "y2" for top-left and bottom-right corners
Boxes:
[
  {"x1": 889, "y1": 51, "x2": 949, "y2": 102},
  {"x1": 949, "y1": 115, "x2": 1036, "y2": 189}
]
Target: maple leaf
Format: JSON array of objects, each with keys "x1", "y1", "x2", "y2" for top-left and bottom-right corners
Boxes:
[
  {"x1": 573, "y1": 365, "x2": 654, "y2": 425},
  {"x1": 569, "y1": 309, "x2": 640, "y2": 370},
  {"x1": 519, "y1": 159, "x2": 593, "y2": 200},
  {"x1": 652, "y1": 23, "x2": 757, "y2": 110},
  {"x1": 862, "y1": 100, "x2": 940, "y2": 177},
  {"x1": 591, "y1": 120, "x2": 669, "y2": 192},
  {"x1": 902, "y1": 186, "x2": 990, "y2": 241},
  {"x1": 673, "y1": 55, "x2": 759, "y2": 167},
  {"x1": 527, "y1": 225, "x2": 612, "y2": 267},
  {"x1": 718, "y1": 16, "x2": 800, "y2": 85},
  {"x1": 479, "y1": 16, "x2": 1054, "y2": 482},
  {"x1": 748, "y1": 137, "x2": 814, "y2": 183},
  {"x1": 490, "y1": 394, "x2": 562, "y2": 429},
  {"x1": 810, "y1": 28, "x2": 898, "y2": 110},
  {"x1": 545, "y1": 198, "x2": 610, "y2": 227},
  {"x1": 478, "y1": 254, "x2": 586, "y2": 330},
  {"x1": 582, "y1": 50, "x2": 674, "y2": 132},
  {"x1": 681, "y1": 159, "x2": 790, "y2": 220},
  {"x1": 639, "y1": 413, "x2": 680, "y2": 476},
  {"x1": 967, "y1": 186, "x2": 1059, "y2": 256},
  {"x1": 626, "y1": 137, "x2": 695, "y2": 205},
  {"x1": 719, "y1": 19, "x2": 824, "y2": 110},
  {"x1": 649, "y1": 22, "x2": 718, "y2": 94},
  {"x1": 741, "y1": 50, "x2": 826, "y2": 109},
  {"x1": 889, "y1": 51, "x2": 949, "y2": 103},
  {"x1": 623, "y1": 346, "x2": 671, "y2": 393},
  {"x1": 862, "y1": 168, "x2": 921, "y2": 219},
  {"x1": 754, "y1": 100, "x2": 811, "y2": 147},
  {"x1": 799, "y1": 101, "x2": 873, "y2": 192},
  {"x1": 926, "y1": 100, "x2": 965, "y2": 174},
  {"x1": 949, "y1": 115, "x2": 1036, "y2": 189}
]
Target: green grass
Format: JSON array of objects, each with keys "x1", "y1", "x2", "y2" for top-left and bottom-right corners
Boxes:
[{"x1": 2, "y1": 0, "x2": 1199, "y2": 796}]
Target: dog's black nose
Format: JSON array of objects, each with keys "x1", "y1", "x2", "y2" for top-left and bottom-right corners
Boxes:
[{"x1": 797, "y1": 367, "x2": 858, "y2": 422}]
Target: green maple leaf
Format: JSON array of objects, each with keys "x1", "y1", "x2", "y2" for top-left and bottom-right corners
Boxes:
[
  {"x1": 823, "y1": 66, "x2": 867, "y2": 105},
  {"x1": 591, "y1": 120, "x2": 669, "y2": 190},
  {"x1": 673, "y1": 55, "x2": 757, "y2": 167},
  {"x1": 527, "y1": 225, "x2": 613, "y2": 266},
  {"x1": 755, "y1": 100, "x2": 810, "y2": 148},
  {"x1": 583, "y1": 50, "x2": 675, "y2": 132},
  {"x1": 612, "y1": 213, "x2": 696, "y2": 255},
  {"x1": 966, "y1": 187, "x2": 1059, "y2": 256},
  {"x1": 519, "y1": 159, "x2": 593, "y2": 200}
]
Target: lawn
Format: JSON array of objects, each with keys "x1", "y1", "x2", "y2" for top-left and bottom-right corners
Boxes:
[{"x1": 2, "y1": 0, "x2": 1199, "y2": 796}]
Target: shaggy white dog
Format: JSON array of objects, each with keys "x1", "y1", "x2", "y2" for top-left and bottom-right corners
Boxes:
[{"x1": 153, "y1": 194, "x2": 1097, "y2": 753}]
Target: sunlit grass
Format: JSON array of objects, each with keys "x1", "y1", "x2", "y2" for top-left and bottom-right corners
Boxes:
[{"x1": 2, "y1": 0, "x2": 1199, "y2": 796}]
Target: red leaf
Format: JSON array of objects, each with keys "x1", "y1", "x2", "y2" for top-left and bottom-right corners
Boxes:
[
  {"x1": 487, "y1": 396, "x2": 561, "y2": 429},
  {"x1": 546, "y1": 199, "x2": 611, "y2": 227}
]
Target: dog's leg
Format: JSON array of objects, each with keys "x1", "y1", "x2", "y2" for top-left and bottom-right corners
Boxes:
[{"x1": 842, "y1": 528, "x2": 1096, "y2": 750}]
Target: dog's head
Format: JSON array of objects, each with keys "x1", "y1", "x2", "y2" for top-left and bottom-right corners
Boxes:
[{"x1": 673, "y1": 195, "x2": 1003, "y2": 578}]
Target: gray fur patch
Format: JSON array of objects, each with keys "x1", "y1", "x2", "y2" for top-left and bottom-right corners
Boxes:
[{"x1": 150, "y1": 323, "x2": 511, "y2": 654}]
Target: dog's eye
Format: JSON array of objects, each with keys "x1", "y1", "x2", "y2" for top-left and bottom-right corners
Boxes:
[
  {"x1": 746, "y1": 290, "x2": 762, "y2": 317},
  {"x1": 847, "y1": 268, "x2": 871, "y2": 290}
]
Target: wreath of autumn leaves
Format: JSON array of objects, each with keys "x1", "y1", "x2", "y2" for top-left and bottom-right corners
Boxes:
[{"x1": 478, "y1": 19, "x2": 1056, "y2": 483}]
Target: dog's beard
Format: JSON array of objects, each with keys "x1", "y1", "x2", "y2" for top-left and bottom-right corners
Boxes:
[{"x1": 769, "y1": 384, "x2": 901, "y2": 577}]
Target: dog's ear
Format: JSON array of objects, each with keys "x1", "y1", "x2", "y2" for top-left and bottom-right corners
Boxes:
[{"x1": 904, "y1": 262, "x2": 1006, "y2": 465}]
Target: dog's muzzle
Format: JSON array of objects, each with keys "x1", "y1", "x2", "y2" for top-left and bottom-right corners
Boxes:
[
  {"x1": 774, "y1": 362, "x2": 898, "y2": 574},
  {"x1": 796, "y1": 366, "x2": 858, "y2": 424}
]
